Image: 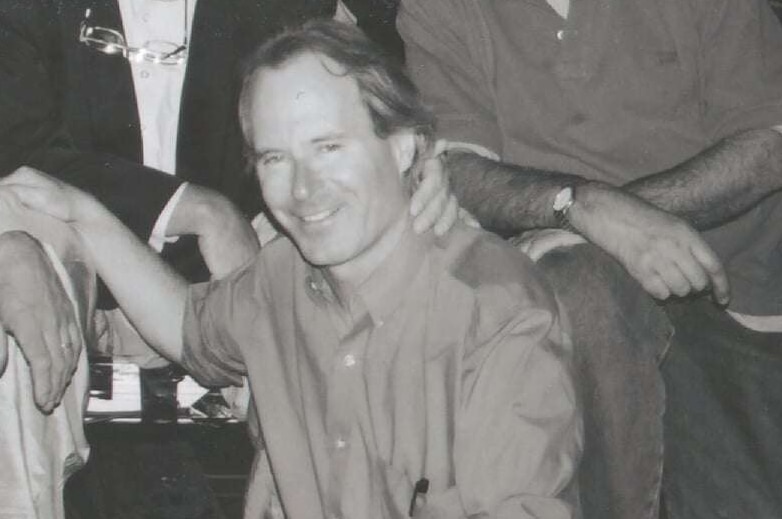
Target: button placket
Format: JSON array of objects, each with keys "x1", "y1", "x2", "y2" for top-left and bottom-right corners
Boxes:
[
  {"x1": 342, "y1": 353, "x2": 356, "y2": 368},
  {"x1": 324, "y1": 314, "x2": 370, "y2": 513}
]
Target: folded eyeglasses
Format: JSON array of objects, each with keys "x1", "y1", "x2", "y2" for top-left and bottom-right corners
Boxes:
[{"x1": 78, "y1": 1, "x2": 188, "y2": 66}]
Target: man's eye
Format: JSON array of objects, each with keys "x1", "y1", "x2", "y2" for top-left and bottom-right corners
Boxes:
[
  {"x1": 260, "y1": 153, "x2": 284, "y2": 166},
  {"x1": 318, "y1": 142, "x2": 341, "y2": 153}
]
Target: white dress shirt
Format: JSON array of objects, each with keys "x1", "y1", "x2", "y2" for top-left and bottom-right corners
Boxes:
[{"x1": 117, "y1": 0, "x2": 195, "y2": 250}]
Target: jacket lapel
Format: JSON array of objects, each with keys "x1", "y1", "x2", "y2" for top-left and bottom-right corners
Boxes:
[
  {"x1": 73, "y1": 0, "x2": 142, "y2": 162},
  {"x1": 176, "y1": 0, "x2": 238, "y2": 184}
]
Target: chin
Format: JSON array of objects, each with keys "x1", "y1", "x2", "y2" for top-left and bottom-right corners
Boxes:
[{"x1": 296, "y1": 240, "x2": 356, "y2": 268}]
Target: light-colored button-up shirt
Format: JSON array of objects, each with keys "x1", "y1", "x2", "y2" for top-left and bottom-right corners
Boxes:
[
  {"x1": 117, "y1": 0, "x2": 195, "y2": 250},
  {"x1": 181, "y1": 223, "x2": 581, "y2": 518}
]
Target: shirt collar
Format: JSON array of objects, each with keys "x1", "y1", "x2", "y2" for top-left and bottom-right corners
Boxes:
[{"x1": 304, "y1": 226, "x2": 431, "y2": 327}]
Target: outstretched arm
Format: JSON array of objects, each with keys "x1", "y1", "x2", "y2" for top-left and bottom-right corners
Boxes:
[
  {"x1": 625, "y1": 129, "x2": 782, "y2": 230},
  {"x1": 1, "y1": 168, "x2": 188, "y2": 362},
  {"x1": 446, "y1": 128, "x2": 782, "y2": 301},
  {"x1": 446, "y1": 151, "x2": 731, "y2": 303}
]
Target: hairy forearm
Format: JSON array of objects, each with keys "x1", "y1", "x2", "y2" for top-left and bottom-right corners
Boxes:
[
  {"x1": 626, "y1": 129, "x2": 782, "y2": 230},
  {"x1": 446, "y1": 151, "x2": 587, "y2": 235},
  {"x1": 76, "y1": 207, "x2": 187, "y2": 361}
]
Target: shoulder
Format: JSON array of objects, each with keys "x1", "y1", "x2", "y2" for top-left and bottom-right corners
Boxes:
[
  {"x1": 441, "y1": 225, "x2": 556, "y2": 306},
  {"x1": 434, "y1": 225, "x2": 561, "y2": 337}
]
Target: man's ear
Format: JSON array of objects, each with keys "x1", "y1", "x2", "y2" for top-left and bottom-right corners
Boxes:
[{"x1": 388, "y1": 129, "x2": 417, "y2": 177}]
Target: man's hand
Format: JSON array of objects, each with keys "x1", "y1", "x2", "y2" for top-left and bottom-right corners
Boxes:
[
  {"x1": 167, "y1": 184, "x2": 260, "y2": 279},
  {"x1": 571, "y1": 183, "x2": 730, "y2": 304},
  {"x1": 0, "y1": 230, "x2": 82, "y2": 413},
  {"x1": 0, "y1": 166, "x2": 100, "y2": 224},
  {"x1": 410, "y1": 140, "x2": 462, "y2": 235}
]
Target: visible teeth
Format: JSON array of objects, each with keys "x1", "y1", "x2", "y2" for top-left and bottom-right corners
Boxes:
[{"x1": 302, "y1": 209, "x2": 334, "y2": 223}]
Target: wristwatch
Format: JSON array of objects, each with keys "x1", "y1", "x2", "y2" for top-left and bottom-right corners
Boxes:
[{"x1": 552, "y1": 185, "x2": 577, "y2": 231}]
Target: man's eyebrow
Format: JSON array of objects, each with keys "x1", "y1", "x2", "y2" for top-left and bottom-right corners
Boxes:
[
  {"x1": 248, "y1": 147, "x2": 279, "y2": 160},
  {"x1": 311, "y1": 131, "x2": 347, "y2": 144}
]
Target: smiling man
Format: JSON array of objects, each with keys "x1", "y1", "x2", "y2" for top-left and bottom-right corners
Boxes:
[{"x1": 3, "y1": 21, "x2": 581, "y2": 519}]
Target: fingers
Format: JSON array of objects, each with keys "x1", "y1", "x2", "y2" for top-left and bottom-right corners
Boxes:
[
  {"x1": 16, "y1": 325, "x2": 58, "y2": 413},
  {"x1": 631, "y1": 236, "x2": 729, "y2": 304},
  {"x1": 42, "y1": 321, "x2": 71, "y2": 410},
  {"x1": 433, "y1": 194, "x2": 459, "y2": 236},
  {"x1": 655, "y1": 236, "x2": 728, "y2": 303},
  {"x1": 690, "y1": 240, "x2": 730, "y2": 305},
  {"x1": 637, "y1": 272, "x2": 672, "y2": 301},
  {"x1": 410, "y1": 155, "x2": 448, "y2": 230},
  {"x1": 62, "y1": 313, "x2": 83, "y2": 379},
  {"x1": 0, "y1": 167, "x2": 75, "y2": 221},
  {"x1": 1, "y1": 184, "x2": 63, "y2": 218},
  {"x1": 651, "y1": 261, "x2": 691, "y2": 298}
]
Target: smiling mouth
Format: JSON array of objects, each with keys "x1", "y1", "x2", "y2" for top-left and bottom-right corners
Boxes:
[{"x1": 300, "y1": 207, "x2": 340, "y2": 224}]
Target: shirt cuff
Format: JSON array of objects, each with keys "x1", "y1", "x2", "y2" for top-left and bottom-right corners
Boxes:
[{"x1": 148, "y1": 183, "x2": 188, "y2": 252}]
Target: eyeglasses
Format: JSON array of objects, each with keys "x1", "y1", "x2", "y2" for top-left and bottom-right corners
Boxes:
[{"x1": 78, "y1": 1, "x2": 189, "y2": 66}]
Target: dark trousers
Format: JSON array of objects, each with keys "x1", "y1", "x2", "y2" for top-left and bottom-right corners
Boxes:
[
  {"x1": 663, "y1": 298, "x2": 782, "y2": 518},
  {"x1": 538, "y1": 244, "x2": 671, "y2": 519}
]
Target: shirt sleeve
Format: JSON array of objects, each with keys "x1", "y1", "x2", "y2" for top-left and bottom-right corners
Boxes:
[
  {"x1": 181, "y1": 257, "x2": 268, "y2": 387},
  {"x1": 397, "y1": 0, "x2": 502, "y2": 155},
  {"x1": 697, "y1": 0, "x2": 782, "y2": 138},
  {"x1": 148, "y1": 183, "x2": 188, "y2": 252},
  {"x1": 420, "y1": 303, "x2": 582, "y2": 518}
]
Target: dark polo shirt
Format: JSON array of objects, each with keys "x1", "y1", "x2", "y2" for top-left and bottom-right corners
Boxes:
[{"x1": 400, "y1": 0, "x2": 782, "y2": 314}]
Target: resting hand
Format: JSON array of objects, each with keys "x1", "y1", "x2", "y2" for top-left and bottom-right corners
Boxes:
[
  {"x1": 512, "y1": 228, "x2": 587, "y2": 261},
  {"x1": 410, "y1": 140, "x2": 461, "y2": 235},
  {"x1": 0, "y1": 166, "x2": 98, "y2": 223},
  {"x1": 0, "y1": 230, "x2": 82, "y2": 413},
  {"x1": 171, "y1": 184, "x2": 260, "y2": 279},
  {"x1": 573, "y1": 183, "x2": 730, "y2": 304}
]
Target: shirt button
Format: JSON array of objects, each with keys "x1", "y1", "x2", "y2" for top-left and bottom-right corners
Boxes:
[
  {"x1": 335, "y1": 437, "x2": 347, "y2": 449},
  {"x1": 307, "y1": 277, "x2": 319, "y2": 292},
  {"x1": 343, "y1": 354, "x2": 356, "y2": 368},
  {"x1": 556, "y1": 29, "x2": 565, "y2": 40},
  {"x1": 376, "y1": 320, "x2": 384, "y2": 328},
  {"x1": 142, "y1": 12, "x2": 150, "y2": 22},
  {"x1": 140, "y1": 70, "x2": 150, "y2": 79}
]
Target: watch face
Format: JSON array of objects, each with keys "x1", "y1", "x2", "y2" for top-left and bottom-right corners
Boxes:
[{"x1": 553, "y1": 186, "x2": 574, "y2": 211}]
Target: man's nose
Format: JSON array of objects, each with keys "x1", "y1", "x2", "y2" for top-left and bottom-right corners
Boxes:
[{"x1": 291, "y1": 161, "x2": 320, "y2": 201}]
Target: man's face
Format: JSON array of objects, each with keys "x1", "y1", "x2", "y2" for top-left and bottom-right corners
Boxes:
[{"x1": 246, "y1": 53, "x2": 413, "y2": 276}]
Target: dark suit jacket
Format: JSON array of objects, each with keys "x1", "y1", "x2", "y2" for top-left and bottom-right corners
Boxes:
[{"x1": 0, "y1": 0, "x2": 336, "y2": 300}]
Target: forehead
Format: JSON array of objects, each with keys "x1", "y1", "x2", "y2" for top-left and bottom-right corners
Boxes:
[{"x1": 246, "y1": 52, "x2": 372, "y2": 143}]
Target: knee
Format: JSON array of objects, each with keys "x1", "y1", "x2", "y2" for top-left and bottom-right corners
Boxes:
[{"x1": 537, "y1": 244, "x2": 673, "y2": 363}]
